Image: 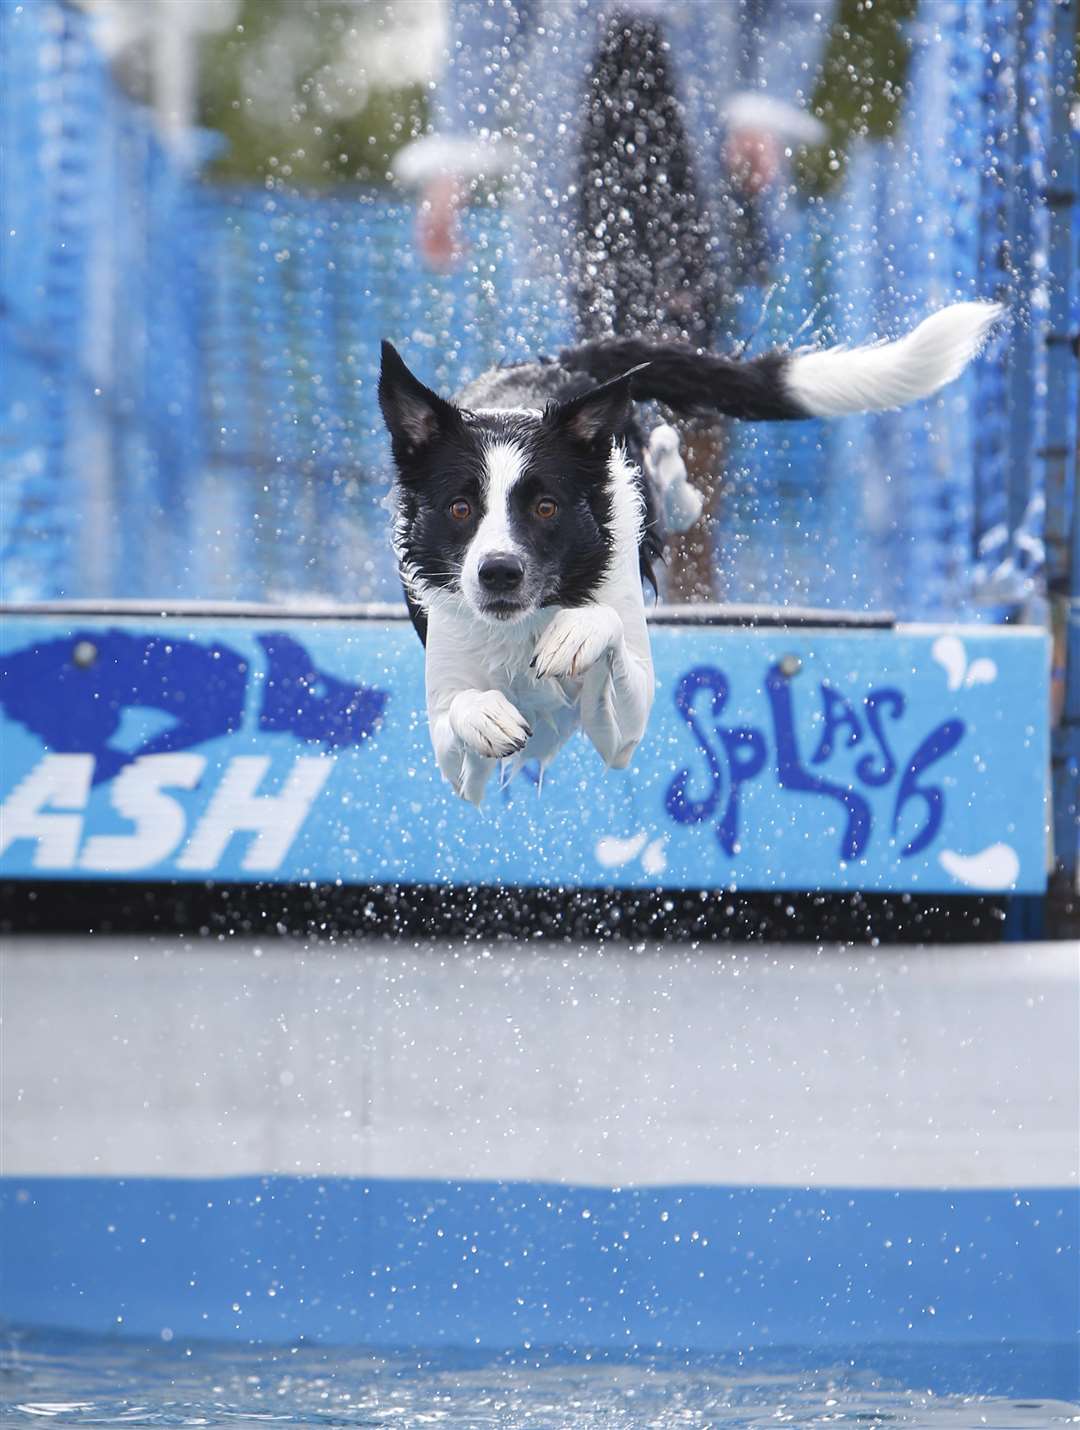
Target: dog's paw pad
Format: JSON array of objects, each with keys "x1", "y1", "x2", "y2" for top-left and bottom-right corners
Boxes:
[
  {"x1": 449, "y1": 690, "x2": 532, "y2": 759},
  {"x1": 533, "y1": 606, "x2": 622, "y2": 681}
]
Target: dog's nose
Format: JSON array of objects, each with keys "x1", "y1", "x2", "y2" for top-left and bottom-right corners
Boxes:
[{"x1": 478, "y1": 553, "x2": 525, "y2": 592}]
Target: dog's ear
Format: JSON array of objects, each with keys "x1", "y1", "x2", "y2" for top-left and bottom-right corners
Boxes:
[
  {"x1": 545, "y1": 365, "x2": 648, "y2": 448},
  {"x1": 379, "y1": 341, "x2": 460, "y2": 455}
]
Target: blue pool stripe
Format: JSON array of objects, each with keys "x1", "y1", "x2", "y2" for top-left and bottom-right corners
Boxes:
[{"x1": 3, "y1": 1175, "x2": 1077, "y2": 1396}]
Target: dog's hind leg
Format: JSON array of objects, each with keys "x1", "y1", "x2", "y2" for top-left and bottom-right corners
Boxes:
[
  {"x1": 579, "y1": 643, "x2": 653, "y2": 768},
  {"x1": 646, "y1": 423, "x2": 703, "y2": 533},
  {"x1": 532, "y1": 606, "x2": 654, "y2": 769},
  {"x1": 661, "y1": 422, "x2": 727, "y2": 604}
]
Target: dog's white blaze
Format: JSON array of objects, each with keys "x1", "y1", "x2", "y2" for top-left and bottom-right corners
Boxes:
[
  {"x1": 481, "y1": 440, "x2": 528, "y2": 522},
  {"x1": 461, "y1": 437, "x2": 529, "y2": 606},
  {"x1": 784, "y1": 301, "x2": 1003, "y2": 418},
  {"x1": 475, "y1": 437, "x2": 527, "y2": 553}
]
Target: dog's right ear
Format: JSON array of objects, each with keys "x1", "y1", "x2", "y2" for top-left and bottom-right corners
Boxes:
[
  {"x1": 544, "y1": 364, "x2": 648, "y2": 449},
  {"x1": 379, "y1": 341, "x2": 460, "y2": 456}
]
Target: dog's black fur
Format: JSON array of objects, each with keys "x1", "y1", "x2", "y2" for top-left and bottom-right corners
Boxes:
[
  {"x1": 381, "y1": 347, "x2": 665, "y2": 644},
  {"x1": 383, "y1": 334, "x2": 823, "y2": 644}
]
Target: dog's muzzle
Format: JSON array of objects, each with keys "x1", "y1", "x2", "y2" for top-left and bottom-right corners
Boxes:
[
  {"x1": 478, "y1": 553, "x2": 525, "y2": 594},
  {"x1": 472, "y1": 551, "x2": 536, "y2": 622}
]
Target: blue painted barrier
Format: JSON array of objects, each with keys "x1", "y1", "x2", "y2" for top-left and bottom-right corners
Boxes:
[{"x1": 0, "y1": 609, "x2": 1049, "y2": 895}]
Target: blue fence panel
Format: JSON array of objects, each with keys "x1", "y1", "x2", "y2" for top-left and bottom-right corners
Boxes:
[
  {"x1": 0, "y1": 0, "x2": 1072, "y2": 629},
  {"x1": 2, "y1": 0, "x2": 92, "y2": 600},
  {"x1": 1, "y1": 0, "x2": 209, "y2": 603},
  {"x1": 970, "y1": 0, "x2": 1018, "y2": 608}
]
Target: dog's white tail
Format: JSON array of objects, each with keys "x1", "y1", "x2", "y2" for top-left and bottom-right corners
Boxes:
[
  {"x1": 784, "y1": 301, "x2": 1003, "y2": 418},
  {"x1": 560, "y1": 300, "x2": 1003, "y2": 422}
]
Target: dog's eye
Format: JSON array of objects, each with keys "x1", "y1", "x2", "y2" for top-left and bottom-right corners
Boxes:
[
  {"x1": 449, "y1": 499, "x2": 472, "y2": 521},
  {"x1": 535, "y1": 498, "x2": 558, "y2": 520}
]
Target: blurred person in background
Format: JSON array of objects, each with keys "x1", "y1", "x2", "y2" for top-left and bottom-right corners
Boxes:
[{"x1": 400, "y1": 0, "x2": 829, "y2": 603}]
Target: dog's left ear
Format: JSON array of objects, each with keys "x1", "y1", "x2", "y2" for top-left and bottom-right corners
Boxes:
[
  {"x1": 545, "y1": 365, "x2": 648, "y2": 448},
  {"x1": 379, "y1": 341, "x2": 460, "y2": 456}
]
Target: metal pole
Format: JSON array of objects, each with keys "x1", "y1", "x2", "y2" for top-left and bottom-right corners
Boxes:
[
  {"x1": 151, "y1": 0, "x2": 196, "y2": 166},
  {"x1": 1047, "y1": 0, "x2": 1080, "y2": 928}
]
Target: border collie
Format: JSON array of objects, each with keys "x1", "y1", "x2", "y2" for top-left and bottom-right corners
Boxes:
[{"x1": 379, "y1": 302, "x2": 1001, "y2": 804}]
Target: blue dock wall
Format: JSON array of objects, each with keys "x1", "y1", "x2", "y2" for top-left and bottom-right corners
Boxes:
[{"x1": 0, "y1": 611, "x2": 1051, "y2": 895}]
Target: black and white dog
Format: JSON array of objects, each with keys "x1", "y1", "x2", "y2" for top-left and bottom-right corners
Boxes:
[{"x1": 379, "y1": 302, "x2": 1000, "y2": 803}]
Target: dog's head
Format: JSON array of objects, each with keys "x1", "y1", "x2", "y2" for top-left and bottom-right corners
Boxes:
[{"x1": 379, "y1": 342, "x2": 641, "y2": 624}]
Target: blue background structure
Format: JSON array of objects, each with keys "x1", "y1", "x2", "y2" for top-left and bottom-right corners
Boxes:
[{"x1": 1, "y1": 0, "x2": 1076, "y2": 624}]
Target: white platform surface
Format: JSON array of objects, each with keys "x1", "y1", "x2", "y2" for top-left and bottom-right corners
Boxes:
[{"x1": 3, "y1": 936, "x2": 1077, "y2": 1189}]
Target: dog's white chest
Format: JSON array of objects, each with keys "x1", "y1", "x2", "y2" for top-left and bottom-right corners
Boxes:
[
  {"x1": 425, "y1": 605, "x2": 586, "y2": 768},
  {"x1": 505, "y1": 669, "x2": 583, "y2": 764},
  {"x1": 423, "y1": 592, "x2": 653, "y2": 799}
]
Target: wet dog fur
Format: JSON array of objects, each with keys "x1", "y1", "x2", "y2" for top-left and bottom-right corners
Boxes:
[{"x1": 379, "y1": 302, "x2": 1001, "y2": 803}]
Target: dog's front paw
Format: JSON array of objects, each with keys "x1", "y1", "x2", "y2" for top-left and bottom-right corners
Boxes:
[
  {"x1": 532, "y1": 605, "x2": 623, "y2": 681},
  {"x1": 448, "y1": 689, "x2": 532, "y2": 759}
]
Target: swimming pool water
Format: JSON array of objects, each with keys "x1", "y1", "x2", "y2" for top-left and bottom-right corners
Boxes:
[{"x1": 3, "y1": 1331, "x2": 1078, "y2": 1428}]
